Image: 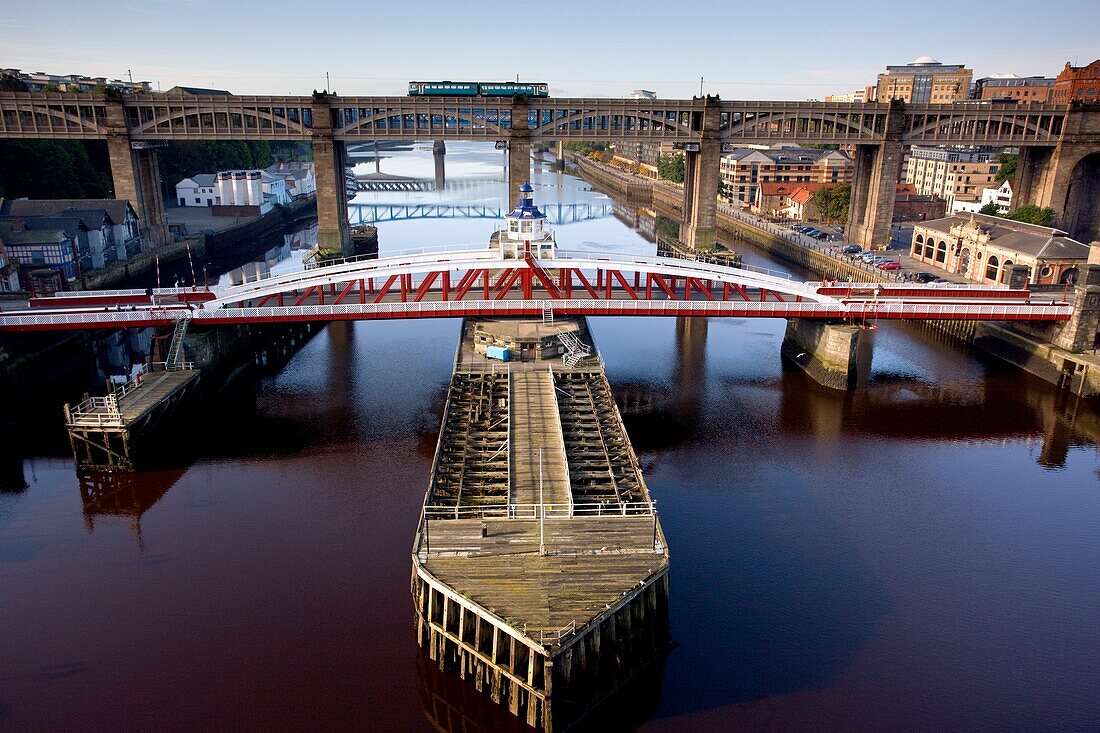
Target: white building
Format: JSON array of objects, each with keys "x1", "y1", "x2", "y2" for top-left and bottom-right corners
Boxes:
[
  {"x1": 493, "y1": 182, "x2": 554, "y2": 259},
  {"x1": 952, "y1": 179, "x2": 1014, "y2": 215},
  {"x1": 175, "y1": 174, "x2": 218, "y2": 207},
  {"x1": 265, "y1": 162, "x2": 316, "y2": 200},
  {"x1": 213, "y1": 170, "x2": 292, "y2": 213}
]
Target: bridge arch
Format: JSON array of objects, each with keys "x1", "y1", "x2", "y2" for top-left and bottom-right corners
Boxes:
[
  {"x1": 723, "y1": 110, "x2": 879, "y2": 140},
  {"x1": 1061, "y1": 152, "x2": 1100, "y2": 243},
  {"x1": 341, "y1": 108, "x2": 507, "y2": 137}
]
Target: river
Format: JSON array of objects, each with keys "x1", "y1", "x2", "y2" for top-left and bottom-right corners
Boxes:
[{"x1": 1, "y1": 142, "x2": 1099, "y2": 732}]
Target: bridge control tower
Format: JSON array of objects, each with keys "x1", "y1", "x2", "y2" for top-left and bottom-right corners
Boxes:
[{"x1": 491, "y1": 182, "x2": 556, "y2": 259}]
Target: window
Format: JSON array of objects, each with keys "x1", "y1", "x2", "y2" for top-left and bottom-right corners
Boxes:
[
  {"x1": 936, "y1": 241, "x2": 947, "y2": 263},
  {"x1": 986, "y1": 255, "x2": 1000, "y2": 281},
  {"x1": 195, "y1": 197, "x2": 201, "y2": 204}
]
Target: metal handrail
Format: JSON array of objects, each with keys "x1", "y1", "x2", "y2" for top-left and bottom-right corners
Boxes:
[{"x1": 422, "y1": 501, "x2": 654, "y2": 519}]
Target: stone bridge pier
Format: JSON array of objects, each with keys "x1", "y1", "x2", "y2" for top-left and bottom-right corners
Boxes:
[
  {"x1": 782, "y1": 319, "x2": 874, "y2": 390},
  {"x1": 1013, "y1": 102, "x2": 1100, "y2": 243},
  {"x1": 104, "y1": 97, "x2": 169, "y2": 248},
  {"x1": 846, "y1": 100, "x2": 906, "y2": 251},
  {"x1": 312, "y1": 92, "x2": 351, "y2": 255},
  {"x1": 433, "y1": 139, "x2": 446, "y2": 191},
  {"x1": 679, "y1": 96, "x2": 722, "y2": 251}
]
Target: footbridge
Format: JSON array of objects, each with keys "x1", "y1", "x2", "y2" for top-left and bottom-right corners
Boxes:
[
  {"x1": 0, "y1": 246, "x2": 1071, "y2": 333},
  {"x1": 348, "y1": 202, "x2": 615, "y2": 226}
]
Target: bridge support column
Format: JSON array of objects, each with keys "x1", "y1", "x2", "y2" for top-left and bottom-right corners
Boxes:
[
  {"x1": 679, "y1": 96, "x2": 722, "y2": 251},
  {"x1": 782, "y1": 319, "x2": 873, "y2": 390},
  {"x1": 846, "y1": 100, "x2": 905, "y2": 251},
  {"x1": 104, "y1": 95, "x2": 169, "y2": 249},
  {"x1": 508, "y1": 139, "x2": 531, "y2": 206},
  {"x1": 433, "y1": 139, "x2": 446, "y2": 191},
  {"x1": 555, "y1": 140, "x2": 566, "y2": 172},
  {"x1": 312, "y1": 92, "x2": 351, "y2": 256}
]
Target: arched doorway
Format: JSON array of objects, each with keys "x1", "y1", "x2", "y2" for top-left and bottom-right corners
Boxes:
[
  {"x1": 1060, "y1": 267, "x2": 1080, "y2": 285},
  {"x1": 957, "y1": 247, "x2": 971, "y2": 275},
  {"x1": 1063, "y1": 153, "x2": 1100, "y2": 243},
  {"x1": 1000, "y1": 259, "x2": 1014, "y2": 283}
]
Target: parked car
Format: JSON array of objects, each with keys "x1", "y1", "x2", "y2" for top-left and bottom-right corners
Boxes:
[
  {"x1": 812, "y1": 231, "x2": 828, "y2": 239},
  {"x1": 878, "y1": 260, "x2": 901, "y2": 270},
  {"x1": 858, "y1": 252, "x2": 878, "y2": 262},
  {"x1": 913, "y1": 272, "x2": 937, "y2": 283},
  {"x1": 842, "y1": 244, "x2": 863, "y2": 254}
]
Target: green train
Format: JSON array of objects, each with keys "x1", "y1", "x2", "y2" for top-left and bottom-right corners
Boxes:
[{"x1": 407, "y1": 81, "x2": 549, "y2": 97}]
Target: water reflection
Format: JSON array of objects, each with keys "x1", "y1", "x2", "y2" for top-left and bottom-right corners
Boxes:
[{"x1": 78, "y1": 469, "x2": 186, "y2": 549}]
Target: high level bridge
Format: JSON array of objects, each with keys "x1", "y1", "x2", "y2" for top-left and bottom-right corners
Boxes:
[{"x1": 2, "y1": 91, "x2": 1097, "y2": 252}]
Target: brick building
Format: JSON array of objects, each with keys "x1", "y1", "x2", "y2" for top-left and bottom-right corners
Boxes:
[
  {"x1": 905, "y1": 147, "x2": 1001, "y2": 209},
  {"x1": 911, "y1": 213, "x2": 1089, "y2": 285},
  {"x1": 720, "y1": 147, "x2": 853, "y2": 206},
  {"x1": 1051, "y1": 60, "x2": 1100, "y2": 104},
  {"x1": 877, "y1": 57, "x2": 973, "y2": 104},
  {"x1": 971, "y1": 74, "x2": 1055, "y2": 102}
]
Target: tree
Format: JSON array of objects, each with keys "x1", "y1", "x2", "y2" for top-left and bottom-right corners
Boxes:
[
  {"x1": 979, "y1": 202, "x2": 1000, "y2": 215},
  {"x1": 814, "y1": 183, "x2": 851, "y2": 224},
  {"x1": 656, "y1": 153, "x2": 684, "y2": 183},
  {"x1": 0, "y1": 140, "x2": 111, "y2": 199},
  {"x1": 1006, "y1": 205, "x2": 1055, "y2": 227},
  {"x1": 994, "y1": 152, "x2": 1017, "y2": 184}
]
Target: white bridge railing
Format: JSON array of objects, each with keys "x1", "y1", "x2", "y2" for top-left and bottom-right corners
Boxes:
[{"x1": 422, "y1": 501, "x2": 654, "y2": 519}]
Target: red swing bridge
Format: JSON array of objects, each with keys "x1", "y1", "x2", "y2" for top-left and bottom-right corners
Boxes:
[{"x1": 0, "y1": 245, "x2": 1073, "y2": 332}]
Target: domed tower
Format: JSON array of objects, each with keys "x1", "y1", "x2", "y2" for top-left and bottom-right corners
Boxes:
[{"x1": 493, "y1": 182, "x2": 555, "y2": 259}]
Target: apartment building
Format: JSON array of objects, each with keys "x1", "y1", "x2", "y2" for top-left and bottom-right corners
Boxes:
[
  {"x1": 720, "y1": 147, "x2": 853, "y2": 207},
  {"x1": 877, "y1": 57, "x2": 973, "y2": 103},
  {"x1": 905, "y1": 147, "x2": 1000, "y2": 209}
]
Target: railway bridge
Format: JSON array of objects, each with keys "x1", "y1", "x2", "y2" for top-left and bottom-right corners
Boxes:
[{"x1": 2, "y1": 91, "x2": 1098, "y2": 253}]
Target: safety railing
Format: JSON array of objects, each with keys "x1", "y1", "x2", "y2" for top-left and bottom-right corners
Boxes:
[{"x1": 422, "y1": 501, "x2": 654, "y2": 520}]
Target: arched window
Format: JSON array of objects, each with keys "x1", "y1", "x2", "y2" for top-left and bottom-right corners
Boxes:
[
  {"x1": 1000, "y1": 259, "x2": 1014, "y2": 283},
  {"x1": 986, "y1": 255, "x2": 1000, "y2": 281},
  {"x1": 913, "y1": 234, "x2": 924, "y2": 257},
  {"x1": 936, "y1": 241, "x2": 947, "y2": 263},
  {"x1": 957, "y1": 247, "x2": 971, "y2": 275},
  {"x1": 1060, "y1": 267, "x2": 1080, "y2": 285}
]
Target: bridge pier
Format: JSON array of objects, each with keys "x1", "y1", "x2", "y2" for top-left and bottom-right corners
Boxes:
[
  {"x1": 846, "y1": 100, "x2": 905, "y2": 251},
  {"x1": 679, "y1": 96, "x2": 722, "y2": 250},
  {"x1": 782, "y1": 319, "x2": 873, "y2": 390},
  {"x1": 312, "y1": 92, "x2": 351, "y2": 256},
  {"x1": 508, "y1": 138, "x2": 531, "y2": 207},
  {"x1": 555, "y1": 140, "x2": 566, "y2": 172},
  {"x1": 433, "y1": 139, "x2": 446, "y2": 191},
  {"x1": 1052, "y1": 263, "x2": 1100, "y2": 351},
  {"x1": 104, "y1": 97, "x2": 169, "y2": 249},
  {"x1": 1012, "y1": 104, "x2": 1100, "y2": 243}
]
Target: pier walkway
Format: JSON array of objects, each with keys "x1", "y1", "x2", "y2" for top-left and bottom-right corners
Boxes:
[
  {"x1": 508, "y1": 371, "x2": 570, "y2": 507},
  {"x1": 412, "y1": 317, "x2": 668, "y2": 732}
]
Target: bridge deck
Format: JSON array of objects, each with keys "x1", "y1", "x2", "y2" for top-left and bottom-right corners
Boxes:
[
  {"x1": 509, "y1": 371, "x2": 571, "y2": 507},
  {"x1": 67, "y1": 370, "x2": 199, "y2": 428}
]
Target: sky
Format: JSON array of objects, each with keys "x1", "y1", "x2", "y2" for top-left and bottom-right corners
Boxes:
[{"x1": 2, "y1": 0, "x2": 1098, "y2": 99}]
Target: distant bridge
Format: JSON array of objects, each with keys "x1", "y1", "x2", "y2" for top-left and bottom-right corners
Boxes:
[
  {"x1": 348, "y1": 202, "x2": 615, "y2": 225},
  {"x1": 0, "y1": 246, "x2": 1070, "y2": 332}
]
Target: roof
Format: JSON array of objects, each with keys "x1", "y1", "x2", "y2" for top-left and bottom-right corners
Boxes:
[
  {"x1": 181, "y1": 173, "x2": 217, "y2": 187},
  {"x1": 760, "y1": 181, "x2": 825, "y2": 198},
  {"x1": 0, "y1": 215, "x2": 88, "y2": 235},
  {"x1": 166, "y1": 85, "x2": 232, "y2": 96},
  {"x1": 1, "y1": 199, "x2": 135, "y2": 223},
  {"x1": 916, "y1": 213, "x2": 1090, "y2": 260},
  {"x1": 0, "y1": 221, "x2": 71, "y2": 245},
  {"x1": 788, "y1": 186, "x2": 820, "y2": 205},
  {"x1": 723, "y1": 146, "x2": 849, "y2": 166}
]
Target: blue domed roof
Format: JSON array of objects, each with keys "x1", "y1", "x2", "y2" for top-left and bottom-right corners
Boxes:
[{"x1": 507, "y1": 181, "x2": 546, "y2": 219}]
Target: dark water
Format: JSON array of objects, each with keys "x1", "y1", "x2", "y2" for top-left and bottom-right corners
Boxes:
[{"x1": 3, "y1": 145, "x2": 1100, "y2": 732}]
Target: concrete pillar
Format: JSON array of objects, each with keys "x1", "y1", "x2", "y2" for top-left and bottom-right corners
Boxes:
[
  {"x1": 433, "y1": 139, "x2": 446, "y2": 191},
  {"x1": 104, "y1": 96, "x2": 168, "y2": 248},
  {"x1": 507, "y1": 97, "x2": 531, "y2": 207},
  {"x1": 781, "y1": 319, "x2": 873, "y2": 390},
  {"x1": 312, "y1": 92, "x2": 351, "y2": 256},
  {"x1": 679, "y1": 96, "x2": 722, "y2": 250},
  {"x1": 846, "y1": 100, "x2": 906, "y2": 250}
]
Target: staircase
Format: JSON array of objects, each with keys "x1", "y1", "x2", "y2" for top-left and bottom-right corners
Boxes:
[
  {"x1": 541, "y1": 301, "x2": 554, "y2": 325},
  {"x1": 558, "y1": 330, "x2": 591, "y2": 368},
  {"x1": 165, "y1": 316, "x2": 191, "y2": 371}
]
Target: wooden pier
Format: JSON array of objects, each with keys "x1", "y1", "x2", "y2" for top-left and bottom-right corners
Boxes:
[
  {"x1": 412, "y1": 317, "x2": 669, "y2": 732},
  {"x1": 64, "y1": 364, "x2": 199, "y2": 471}
]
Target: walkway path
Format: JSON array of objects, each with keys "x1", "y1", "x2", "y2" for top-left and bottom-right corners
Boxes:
[{"x1": 509, "y1": 371, "x2": 571, "y2": 508}]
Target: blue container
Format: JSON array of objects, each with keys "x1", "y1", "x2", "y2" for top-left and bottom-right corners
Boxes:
[{"x1": 485, "y1": 345, "x2": 510, "y2": 362}]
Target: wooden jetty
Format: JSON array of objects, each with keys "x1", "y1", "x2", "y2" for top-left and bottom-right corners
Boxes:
[
  {"x1": 64, "y1": 363, "x2": 199, "y2": 471},
  {"x1": 412, "y1": 317, "x2": 669, "y2": 732}
]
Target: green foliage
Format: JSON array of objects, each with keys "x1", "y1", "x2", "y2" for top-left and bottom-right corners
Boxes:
[
  {"x1": 1006, "y1": 205, "x2": 1055, "y2": 227},
  {"x1": 802, "y1": 143, "x2": 841, "y2": 151},
  {"x1": 657, "y1": 153, "x2": 684, "y2": 183},
  {"x1": 270, "y1": 141, "x2": 313, "y2": 162},
  {"x1": 814, "y1": 183, "x2": 851, "y2": 224},
  {"x1": 0, "y1": 140, "x2": 111, "y2": 199},
  {"x1": 563, "y1": 141, "x2": 608, "y2": 156},
  {"x1": 994, "y1": 153, "x2": 1017, "y2": 184},
  {"x1": 157, "y1": 140, "x2": 277, "y2": 188},
  {"x1": 979, "y1": 202, "x2": 1000, "y2": 215},
  {"x1": 40, "y1": 83, "x2": 61, "y2": 93},
  {"x1": 655, "y1": 215, "x2": 679, "y2": 241}
]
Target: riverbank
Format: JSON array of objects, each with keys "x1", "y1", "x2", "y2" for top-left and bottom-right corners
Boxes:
[{"x1": 570, "y1": 155, "x2": 1100, "y2": 398}]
